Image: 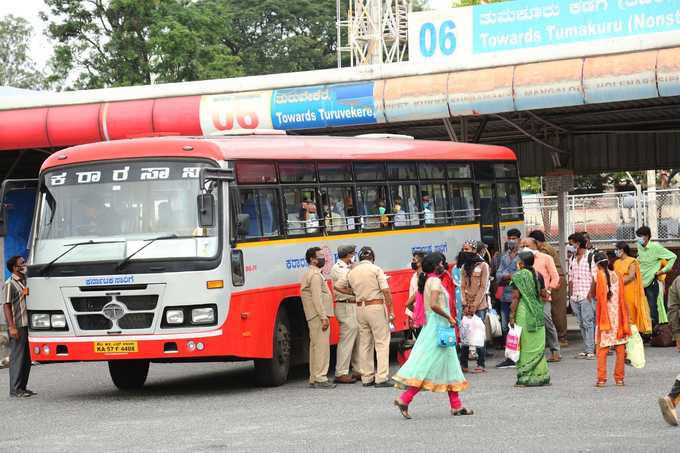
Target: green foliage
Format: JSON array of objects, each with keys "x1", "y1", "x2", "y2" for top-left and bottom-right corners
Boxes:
[
  {"x1": 454, "y1": 0, "x2": 507, "y2": 6},
  {"x1": 42, "y1": 0, "x2": 346, "y2": 89},
  {"x1": 0, "y1": 15, "x2": 46, "y2": 89},
  {"x1": 520, "y1": 177, "x2": 541, "y2": 194}
]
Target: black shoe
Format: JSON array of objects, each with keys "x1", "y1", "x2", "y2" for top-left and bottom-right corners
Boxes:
[
  {"x1": 374, "y1": 380, "x2": 395, "y2": 388},
  {"x1": 22, "y1": 389, "x2": 37, "y2": 396},
  {"x1": 9, "y1": 391, "x2": 32, "y2": 398},
  {"x1": 310, "y1": 381, "x2": 336, "y2": 389},
  {"x1": 362, "y1": 381, "x2": 375, "y2": 387},
  {"x1": 495, "y1": 358, "x2": 516, "y2": 369}
]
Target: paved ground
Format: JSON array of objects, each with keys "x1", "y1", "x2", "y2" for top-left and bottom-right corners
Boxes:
[{"x1": 0, "y1": 337, "x2": 679, "y2": 453}]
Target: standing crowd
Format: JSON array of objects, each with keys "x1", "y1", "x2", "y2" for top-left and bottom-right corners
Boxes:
[{"x1": 299, "y1": 226, "x2": 680, "y2": 425}]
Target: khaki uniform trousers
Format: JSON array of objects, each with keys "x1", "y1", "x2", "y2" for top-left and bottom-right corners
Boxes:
[
  {"x1": 334, "y1": 302, "x2": 361, "y2": 377},
  {"x1": 551, "y1": 276, "x2": 568, "y2": 342},
  {"x1": 357, "y1": 304, "x2": 390, "y2": 384},
  {"x1": 307, "y1": 316, "x2": 330, "y2": 383}
]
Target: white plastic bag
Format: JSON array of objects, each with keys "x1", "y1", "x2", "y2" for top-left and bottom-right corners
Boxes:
[
  {"x1": 626, "y1": 325, "x2": 646, "y2": 369},
  {"x1": 505, "y1": 324, "x2": 522, "y2": 362},
  {"x1": 488, "y1": 309, "x2": 502, "y2": 338},
  {"x1": 461, "y1": 315, "x2": 486, "y2": 347}
]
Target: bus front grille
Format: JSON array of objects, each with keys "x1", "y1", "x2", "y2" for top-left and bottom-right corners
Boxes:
[
  {"x1": 117, "y1": 295, "x2": 158, "y2": 311},
  {"x1": 71, "y1": 297, "x2": 112, "y2": 312},
  {"x1": 118, "y1": 313, "x2": 154, "y2": 329},
  {"x1": 77, "y1": 314, "x2": 113, "y2": 331}
]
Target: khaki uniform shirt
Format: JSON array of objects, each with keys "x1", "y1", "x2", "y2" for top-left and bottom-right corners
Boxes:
[
  {"x1": 337, "y1": 260, "x2": 390, "y2": 302},
  {"x1": 300, "y1": 267, "x2": 333, "y2": 321},
  {"x1": 329, "y1": 260, "x2": 355, "y2": 302},
  {"x1": 540, "y1": 242, "x2": 563, "y2": 275}
]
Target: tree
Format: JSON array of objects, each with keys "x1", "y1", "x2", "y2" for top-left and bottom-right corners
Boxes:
[
  {"x1": 42, "y1": 0, "x2": 349, "y2": 89},
  {"x1": 42, "y1": 0, "x2": 244, "y2": 89},
  {"x1": 454, "y1": 0, "x2": 506, "y2": 6},
  {"x1": 0, "y1": 15, "x2": 46, "y2": 89}
]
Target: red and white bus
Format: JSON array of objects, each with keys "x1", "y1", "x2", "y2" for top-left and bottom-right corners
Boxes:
[{"x1": 9, "y1": 133, "x2": 522, "y2": 389}]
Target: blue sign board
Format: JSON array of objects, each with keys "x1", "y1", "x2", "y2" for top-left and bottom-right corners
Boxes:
[{"x1": 271, "y1": 82, "x2": 377, "y2": 130}]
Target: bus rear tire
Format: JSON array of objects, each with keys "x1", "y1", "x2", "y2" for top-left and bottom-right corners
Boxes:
[
  {"x1": 108, "y1": 360, "x2": 150, "y2": 390},
  {"x1": 254, "y1": 310, "x2": 291, "y2": 387}
]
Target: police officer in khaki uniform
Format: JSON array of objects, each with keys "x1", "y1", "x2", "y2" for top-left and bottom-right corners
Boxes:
[
  {"x1": 335, "y1": 246, "x2": 394, "y2": 387},
  {"x1": 300, "y1": 247, "x2": 336, "y2": 389},
  {"x1": 330, "y1": 245, "x2": 361, "y2": 384}
]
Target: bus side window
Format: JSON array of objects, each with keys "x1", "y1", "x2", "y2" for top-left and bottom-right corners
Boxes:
[
  {"x1": 356, "y1": 185, "x2": 389, "y2": 230},
  {"x1": 320, "y1": 186, "x2": 356, "y2": 232},
  {"x1": 496, "y1": 182, "x2": 522, "y2": 221},
  {"x1": 449, "y1": 184, "x2": 475, "y2": 224},
  {"x1": 390, "y1": 184, "x2": 419, "y2": 227},
  {"x1": 238, "y1": 188, "x2": 281, "y2": 239},
  {"x1": 283, "y1": 187, "x2": 319, "y2": 236},
  {"x1": 420, "y1": 183, "x2": 448, "y2": 225}
]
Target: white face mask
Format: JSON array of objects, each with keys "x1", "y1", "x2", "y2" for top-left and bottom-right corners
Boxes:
[
  {"x1": 614, "y1": 249, "x2": 623, "y2": 258},
  {"x1": 520, "y1": 247, "x2": 536, "y2": 255},
  {"x1": 566, "y1": 244, "x2": 576, "y2": 254}
]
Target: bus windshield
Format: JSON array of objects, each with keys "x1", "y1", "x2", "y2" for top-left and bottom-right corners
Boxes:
[{"x1": 32, "y1": 160, "x2": 219, "y2": 265}]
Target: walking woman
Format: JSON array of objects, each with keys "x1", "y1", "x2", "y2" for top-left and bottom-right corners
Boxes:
[
  {"x1": 613, "y1": 241, "x2": 652, "y2": 335},
  {"x1": 594, "y1": 251, "x2": 631, "y2": 387},
  {"x1": 393, "y1": 253, "x2": 472, "y2": 419},
  {"x1": 509, "y1": 251, "x2": 551, "y2": 387}
]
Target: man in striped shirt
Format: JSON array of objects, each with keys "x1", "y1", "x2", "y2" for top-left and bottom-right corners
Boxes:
[
  {"x1": 568, "y1": 234, "x2": 596, "y2": 360},
  {"x1": 3, "y1": 256, "x2": 35, "y2": 398}
]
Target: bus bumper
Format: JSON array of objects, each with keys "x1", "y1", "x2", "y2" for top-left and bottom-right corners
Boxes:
[{"x1": 28, "y1": 329, "x2": 226, "y2": 362}]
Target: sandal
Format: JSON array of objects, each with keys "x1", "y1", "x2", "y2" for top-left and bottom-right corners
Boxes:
[
  {"x1": 595, "y1": 381, "x2": 606, "y2": 388},
  {"x1": 575, "y1": 352, "x2": 588, "y2": 359},
  {"x1": 585, "y1": 353, "x2": 596, "y2": 360},
  {"x1": 452, "y1": 407, "x2": 474, "y2": 416},
  {"x1": 472, "y1": 367, "x2": 486, "y2": 374},
  {"x1": 394, "y1": 399, "x2": 411, "y2": 419},
  {"x1": 547, "y1": 355, "x2": 562, "y2": 363}
]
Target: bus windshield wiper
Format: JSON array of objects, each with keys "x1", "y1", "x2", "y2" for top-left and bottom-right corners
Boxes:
[
  {"x1": 115, "y1": 234, "x2": 187, "y2": 271},
  {"x1": 41, "y1": 239, "x2": 126, "y2": 275}
]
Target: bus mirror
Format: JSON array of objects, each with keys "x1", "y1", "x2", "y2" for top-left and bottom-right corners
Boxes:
[
  {"x1": 197, "y1": 193, "x2": 215, "y2": 227},
  {"x1": 236, "y1": 214, "x2": 250, "y2": 237}
]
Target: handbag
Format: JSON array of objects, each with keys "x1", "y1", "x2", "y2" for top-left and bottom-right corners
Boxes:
[
  {"x1": 495, "y1": 284, "x2": 505, "y2": 301},
  {"x1": 626, "y1": 325, "x2": 645, "y2": 368},
  {"x1": 437, "y1": 326, "x2": 457, "y2": 348},
  {"x1": 487, "y1": 309, "x2": 502, "y2": 338}
]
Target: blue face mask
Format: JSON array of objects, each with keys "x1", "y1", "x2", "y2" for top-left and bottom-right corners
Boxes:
[{"x1": 636, "y1": 236, "x2": 646, "y2": 247}]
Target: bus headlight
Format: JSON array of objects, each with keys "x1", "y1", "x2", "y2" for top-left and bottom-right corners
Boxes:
[
  {"x1": 31, "y1": 313, "x2": 51, "y2": 329},
  {"x1": 51, "y1": 314, "x2": 66, "y2": 329},
  {"x1": 166, "y1": 309, "x2": 185, "y2": 325},
  {"x1": 191, "y1": 307, "x2": 215, "y2": 325}
]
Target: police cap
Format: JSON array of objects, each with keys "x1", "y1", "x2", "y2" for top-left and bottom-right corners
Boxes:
[{"x1": 337, "y1": 244, "x2": 357, "y2": 258}]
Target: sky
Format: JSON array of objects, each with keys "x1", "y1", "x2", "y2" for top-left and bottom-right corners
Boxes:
[{"x1": 0, "y1": 0, "x2": 454, "y2": 72}]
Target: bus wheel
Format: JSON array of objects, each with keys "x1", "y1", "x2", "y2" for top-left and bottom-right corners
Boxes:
[
  {"x1": 108, "y1": 360, "x2": 150, "y2": 390},
  {"x1": 254, "y1": 310, "x2": 291, "y2": 387}
]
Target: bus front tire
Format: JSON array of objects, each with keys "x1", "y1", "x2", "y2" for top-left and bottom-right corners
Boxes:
[
  {"x1": 108, "y1": 360, "x2": 150, "y2": 390},
  {"x1": 254, "y1": 310, "x2": 291, "y2": 387}
]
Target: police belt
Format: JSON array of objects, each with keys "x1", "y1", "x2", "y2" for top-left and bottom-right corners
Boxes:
[
  {"x1": 336, "y1": 298, "x2": 356, "y2": 304},
  {"x1": 356, "y1": 299, "x2": 384, "y2": 307}
]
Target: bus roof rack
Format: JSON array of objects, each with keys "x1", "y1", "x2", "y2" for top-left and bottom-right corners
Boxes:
[
  {"x1": 207, "y1": 129, "x2": 287, "y2": 137},
  {"x1": 354, "y1": 133, "x2": 414, "y2": 140}
]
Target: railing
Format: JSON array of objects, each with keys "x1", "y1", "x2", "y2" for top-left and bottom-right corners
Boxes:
[{"x1": 523, "y1": 188, "x2": 680, "y2": 244}]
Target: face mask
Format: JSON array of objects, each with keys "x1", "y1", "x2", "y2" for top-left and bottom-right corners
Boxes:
[
  {"x1": 506, "y1": 240, "x2": 516, "y2": 249},
  {"x1": 636, "y1": 236, "x2": 646, "y2": 246},
  {"x1": 316, "y1": 257, "x2": 326, "y2": 268},
  {"x1": 566, "y1": 244, "x2": 576, "y2": 254},
  {"x1": 19, "y1": 265, "x2": 27, "y2": 275},
  {"x1": 520, "y1": 247, "x2": 532, "y2": 254},
  {"x1": 614, "y1": 249, "x2": 623, "y2": 258},
  {"x1": 411, "y1": 262, "x2": 418, "y2": 271},
  {"x1": 351, "y1": 254, "x2": 358, "y2": 263}
]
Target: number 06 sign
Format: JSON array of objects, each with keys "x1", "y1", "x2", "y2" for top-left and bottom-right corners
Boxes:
[{"x1": 200, "y1": 91, "x2": 273, "y2": 134}]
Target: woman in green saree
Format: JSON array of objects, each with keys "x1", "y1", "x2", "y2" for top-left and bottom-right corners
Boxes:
[{"x1": 509, "y1": 251, "x2": 551, "y2": 387}]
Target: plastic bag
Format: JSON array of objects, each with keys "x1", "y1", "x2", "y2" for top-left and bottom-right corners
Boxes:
[
  {"x1": 505, "y1": 324, "x2": 522, "y2": 362},
  {"x1": 461, "y1": 315, "x2": 486, "y2": 347},
  {"x1": 626, "y1": 325, "x2": 646, "y2": 369},
  {"x1": 487, "y1": 309, "x2": 502, "y2": 338}
]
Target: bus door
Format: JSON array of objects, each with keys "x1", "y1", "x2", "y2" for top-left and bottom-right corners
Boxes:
[{"x1": 476, "y1": 182, "x2": 500, "y2": 249}]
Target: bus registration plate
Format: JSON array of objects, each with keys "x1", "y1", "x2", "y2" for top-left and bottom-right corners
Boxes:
[{"x1": 94, "y1": 341, "x2": 138, "y2": 354}]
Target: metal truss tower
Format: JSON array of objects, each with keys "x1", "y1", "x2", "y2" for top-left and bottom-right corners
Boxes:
[{"x1": 337, "y1": 0, "x2": 411, "y2": 67}]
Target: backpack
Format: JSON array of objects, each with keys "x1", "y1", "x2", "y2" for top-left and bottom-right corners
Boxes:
[{"x1": 650, "y1": 323, "x2": 674, "y2": 347}]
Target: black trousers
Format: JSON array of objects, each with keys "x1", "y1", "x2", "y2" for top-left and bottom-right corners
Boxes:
[
  {"x1": 645, "y1": 279, "x2": 660, "y2": 327},
  {"x1": 9, "y1": 327, "x2": 31, "y2": 395}
]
